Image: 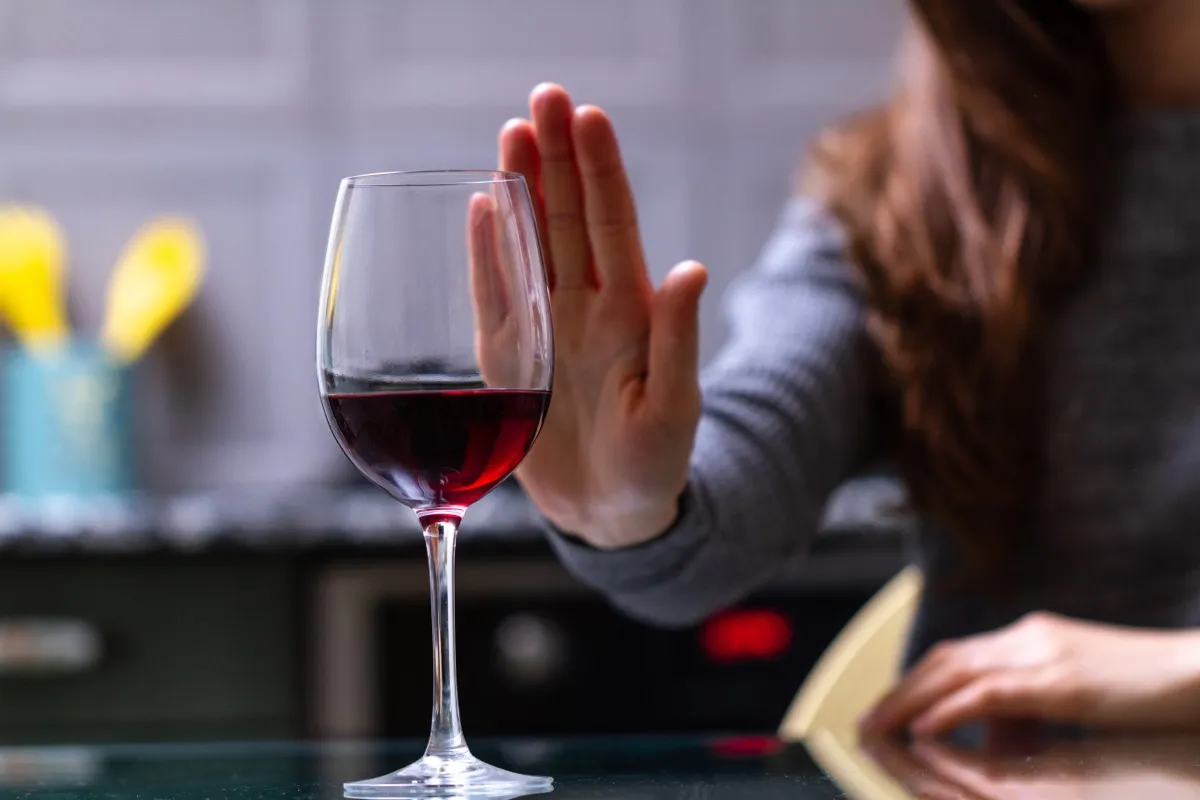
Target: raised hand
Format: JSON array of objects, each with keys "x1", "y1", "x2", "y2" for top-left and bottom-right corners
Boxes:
[{"x1": 473, "y1": 83, "x2": 707, "y2": 549}]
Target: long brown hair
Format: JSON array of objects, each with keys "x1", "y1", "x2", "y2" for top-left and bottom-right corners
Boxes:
[{"x1": 806, "y1": 1, "x2": 1113, "y2": 585}]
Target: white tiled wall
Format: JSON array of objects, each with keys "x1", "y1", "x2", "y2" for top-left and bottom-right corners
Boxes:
[{"x1": 0, "y1": 0, "x2": 903, "y2": 491}]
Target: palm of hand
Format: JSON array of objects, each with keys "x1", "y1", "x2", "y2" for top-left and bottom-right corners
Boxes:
[
  {"x1": 523, "y1": 285, "x2": 692, "y2": 535},
  {"x1": 470, "y1": 83, "x2": 706, "y2": 547}
]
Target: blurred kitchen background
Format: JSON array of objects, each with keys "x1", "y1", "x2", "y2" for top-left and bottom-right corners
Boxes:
[{"x1": 0, "y1": 0, "x2": 910, "y2": 745}]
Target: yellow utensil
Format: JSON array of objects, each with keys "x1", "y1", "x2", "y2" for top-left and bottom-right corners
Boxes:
[
  {"x1": 100, "y1": 216, "x2": 205, "y2": 364},
  {"x1": 0, "y1": 205, "x2": 70, "y2": 354}
]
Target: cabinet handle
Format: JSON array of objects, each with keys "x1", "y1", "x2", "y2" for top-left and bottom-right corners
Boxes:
[{"x1": 0, "y1": 618, "x2": 102, "y2": 674}]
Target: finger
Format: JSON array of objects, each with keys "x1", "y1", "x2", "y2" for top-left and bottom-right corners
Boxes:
[
  {"x1": 467, "y1": 192, "x2": 509, "y2": 336},
  {"x1": 910, "y1": 728, "x2": 1043, "y2": 780},
  {"x1": 646, "y1": 260, "x2": 707, "y2": 415},
  {"x1": 911, "y1": 671, "x2": 1051, "y2": 736},
  {"x1": 530, "y1": 82, "x2": 593, "y2": 290},
  {"x1": 860, "y1": 736, "x2": 986, "y2": 800},
  {"x1": 572, "y1": 104, "x2": 646, "y2": 290},
  {"x1": 499, "y1": 118, "x2": 551, "y2": 284},
  {"x1": 859, "y1": 735, "x2": 925, "y2": 782},
  {"x1": 865, "y1": 642, "x2": 990, "y2": 733},
  {"x1": 909, "y1": 741, "x2": 1010, "y2": 799},
  {"x1": 922, "y1": 785, "x2": 989, "y2": 800}
]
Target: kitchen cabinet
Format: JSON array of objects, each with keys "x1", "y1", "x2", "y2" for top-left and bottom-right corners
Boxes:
[{"x1": 0, "y1": 556, "x2": 299, "y2": 744}]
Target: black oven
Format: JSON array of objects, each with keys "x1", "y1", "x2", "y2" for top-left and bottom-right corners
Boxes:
[{"x1": 308, "y1": 555, "x2": 883, "y2": 738}]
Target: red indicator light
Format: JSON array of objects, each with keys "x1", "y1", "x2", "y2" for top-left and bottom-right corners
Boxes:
[
  {"x1": 700, "y1": 609, "x2": 792, "y2": 662},
  {"x1": 709, "y1": 735, "x2": 783, "y2": 759}
]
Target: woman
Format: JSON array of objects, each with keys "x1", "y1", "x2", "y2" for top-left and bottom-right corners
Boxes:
[{"x1": 488, "y1": 0, "x2": 1200, "y2": 735}]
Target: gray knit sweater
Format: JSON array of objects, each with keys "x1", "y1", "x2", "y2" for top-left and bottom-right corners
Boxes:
[{"x1": 547, "y1": 113, "x2": 1200, "y2": 660}]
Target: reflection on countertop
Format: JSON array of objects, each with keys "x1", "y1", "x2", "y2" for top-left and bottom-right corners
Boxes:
[
  {"x1": 1, "y1": 732, "x2": 1199, "y2": 799},
  {"x1": 806, "y1": 723, "x2": 1200, "y2": 800}
]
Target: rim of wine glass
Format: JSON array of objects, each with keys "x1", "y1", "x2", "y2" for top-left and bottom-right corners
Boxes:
[{"x1": 343, "y1": 169, "x2": 525, "y2": 188}]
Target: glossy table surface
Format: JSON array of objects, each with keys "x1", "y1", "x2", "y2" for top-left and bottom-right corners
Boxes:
[{"x1": 3, "y1": 729, "x2": 1199, "y2": 799}]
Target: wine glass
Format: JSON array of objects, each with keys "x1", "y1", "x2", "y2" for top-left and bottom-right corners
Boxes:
[{"x1": 317, "y1": 170, "x2": 554, "y2": 798}]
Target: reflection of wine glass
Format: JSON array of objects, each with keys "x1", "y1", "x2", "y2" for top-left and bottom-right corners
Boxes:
[{"x1": 318, "y1": 170, "x2": 554, "y2": 797}]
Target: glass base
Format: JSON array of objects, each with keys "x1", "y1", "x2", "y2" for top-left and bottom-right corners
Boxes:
[{"x1": 343, "y1": 750, "x2": 553, "y2": 799}]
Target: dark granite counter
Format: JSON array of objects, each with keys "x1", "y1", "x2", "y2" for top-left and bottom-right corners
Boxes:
[
  {"x1": 0, "y1": 481, "x2": 544, "y2": 556},
  {"x1": 0, "y1": 475, "x2": 911, "y2": 571},
  {"x1": 4, "y1": 731, "x2": 1199, "y2": 800}
]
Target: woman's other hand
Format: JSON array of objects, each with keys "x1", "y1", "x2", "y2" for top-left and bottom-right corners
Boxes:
[{"x1": 861, "y1": 612, "x2": 1200, "y2": 735}]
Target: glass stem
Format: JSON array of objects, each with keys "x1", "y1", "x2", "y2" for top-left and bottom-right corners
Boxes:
[{"x1": 422, "y1": 515, "x2": 467, "y2": 758}]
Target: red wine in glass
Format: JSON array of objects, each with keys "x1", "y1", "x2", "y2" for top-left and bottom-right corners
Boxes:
[
  {"x1": 325, "y1": 385, "x2": 549, "y2": 514},
  {"x1": 318, "y1": 170, "x2": 555, "y2": 797}
]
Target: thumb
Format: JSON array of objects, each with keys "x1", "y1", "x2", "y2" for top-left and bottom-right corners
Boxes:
[{"x1": 647, "y1": 260, "x2": 707, "y2": 413}]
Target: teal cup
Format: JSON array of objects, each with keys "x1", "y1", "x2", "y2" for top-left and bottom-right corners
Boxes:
[{"x1": 2, "y1": 343, "x2": 135, "y2": 500}]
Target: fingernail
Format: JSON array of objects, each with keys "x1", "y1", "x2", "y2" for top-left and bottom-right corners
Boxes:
[{"x1": 532, "y1": 82, "x2": 557, "y2": 96}]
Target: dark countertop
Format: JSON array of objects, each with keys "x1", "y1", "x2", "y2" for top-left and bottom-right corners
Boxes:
[
  {"x1": 0, "y1": 474, "x2": 912, "y2": 562},
  {"x1": 0, "y1": 481, "x2": 550, "y2": 556},
  {"x1": 0, "y1": 476, "x2": 585, "y2": 556},
  {"x1": 2, "y1": 730, "x2": 1198, "y2": 800}
]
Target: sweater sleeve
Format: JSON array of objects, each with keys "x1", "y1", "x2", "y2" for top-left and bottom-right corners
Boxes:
[{"x1": 546, "y1": 197, "x2": 878, "y2": 626}]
